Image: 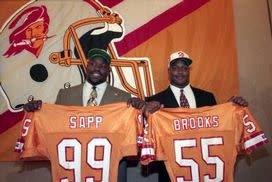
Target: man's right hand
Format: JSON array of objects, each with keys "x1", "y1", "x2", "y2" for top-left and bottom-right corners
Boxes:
[
  {"x1": 23, "y1": 100, "x2": 42, "y2": 112},
  {"x1": 143, "y1": 101, "x2": 162, "y2": 117}
]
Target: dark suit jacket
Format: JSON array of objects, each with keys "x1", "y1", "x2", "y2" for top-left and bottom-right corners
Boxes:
[
  {"x1": 145, "y1": 85, "x2": 217, "y2": 182},
  {"x1": 55, "y1": 83, "x2": 131, "y2": 106},
  {"x1": 145, "y1": 86, "x2": 217, "y2": 107}
]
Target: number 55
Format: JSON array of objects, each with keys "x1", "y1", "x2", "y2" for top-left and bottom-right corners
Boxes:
[{"x1": 174, "y1": 137, "x2": 224, "y2": 182}]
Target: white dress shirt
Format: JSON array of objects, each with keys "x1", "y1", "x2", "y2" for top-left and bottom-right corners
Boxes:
[
  {"x1": 82, "y1": 81, "x2": 107, "y2": 106},
  {"x1": 170, "y1": 84, "x2": 196, "y2": 108}
]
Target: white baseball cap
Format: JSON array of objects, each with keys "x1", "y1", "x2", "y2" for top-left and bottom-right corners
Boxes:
[{"x1": 169, "y1": 50, "x2": 192, "y2": 66}]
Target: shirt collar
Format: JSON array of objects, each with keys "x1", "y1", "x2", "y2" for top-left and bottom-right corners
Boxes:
[
  {"x1": 170, "y1": 83, "x2": 191, "y2": 93},
  {"x1": 84, "y1": 81, "x2": 107, "y2": 91}
]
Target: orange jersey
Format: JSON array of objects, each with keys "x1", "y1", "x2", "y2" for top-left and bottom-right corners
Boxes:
[
  {"x1": 141, "y1": 103, "x2": 268, "y2": 182},
  {"x1": 15, "y1": 103, "x2": 143, "y2": 182}
]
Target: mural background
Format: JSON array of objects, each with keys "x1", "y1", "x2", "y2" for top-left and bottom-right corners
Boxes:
[{"x1": 0, "y1": 0, "x2": 271, "y2": 181}]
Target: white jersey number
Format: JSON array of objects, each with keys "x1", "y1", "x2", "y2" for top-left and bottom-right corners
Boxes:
[
  {"x1": 174, "y1": 137, "x2": 224, "y2": 182},
  {"x1": 58, "y1": 138, "x2": 111, "y2": 182}
]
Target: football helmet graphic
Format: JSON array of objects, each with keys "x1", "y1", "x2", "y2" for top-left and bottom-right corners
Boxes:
[{"x1": 0, "y1": 0, "x2": 154, "y2": 113}]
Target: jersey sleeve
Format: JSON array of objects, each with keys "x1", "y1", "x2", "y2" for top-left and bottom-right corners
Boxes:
[
  {"x1": 15, "y1": 112, "x2": 47, "y2": 160},
  {"x1": 120, "y1": 108, "x2": 141, "y2": 157},
  {"x1": 140, "y1": 114, "x2": 156, "y2": 165},
  {"x1": 136, "y1": 111, "x2": 144, "y2": 149},
  {"x1": 237, "y1": 107, "x2": 269, "y2": 153}
]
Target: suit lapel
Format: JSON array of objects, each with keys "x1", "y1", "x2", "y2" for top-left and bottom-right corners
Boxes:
[
  {"x1": 100, "y1": 84, "x2": 114, "y2": 105},
  {"x1": 73, "y1": 84, "x2": 84, "y2": 106},
  {"x1": 165, "y1": 86, "x2": 179, "y2": 108},
  {"x1": 191, "y1": 86, "x2": 201, "y2": 107}
]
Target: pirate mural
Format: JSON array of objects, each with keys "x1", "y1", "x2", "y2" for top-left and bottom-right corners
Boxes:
[
  {"x1": 0, "y1": 0, "x2": 154, "y2": 114},
  {"x1": 3, "y1": 5, "x2": 53, "y2": 58}
]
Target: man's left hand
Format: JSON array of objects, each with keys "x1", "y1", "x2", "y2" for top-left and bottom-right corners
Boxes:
[
  {"x1": 228, "y1": 96, "x2": 249, "y2": 107},
  {"x1": 127, "y1": 98, "x2": 146, "y2": 109}
]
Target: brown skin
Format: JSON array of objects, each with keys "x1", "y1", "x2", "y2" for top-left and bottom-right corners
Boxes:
[
  {"x1": 23, "y1": 56, "x2": 111, "y2": 112},
  {"x1": 24, "y1": 55, "x2": 145, "y2": 112},
  {"x1": 23, "y1": 100, "x2": 42, "y2": 112},
  {"x1": 143, "y1": 59, "x2": 248, "y2": 115},
  {"x1": 228, "y1": 96, "x2": 248, "y2": 107},
  {"x1": 127, "y1": 97, "x2": 146, "y2": 109},
  {"x1": 168, "y1": 60, "x2": 190, "y2": 89},
  {"x1": 127, "y1": 60, "x2": 190, "y2": 114},
  {"x1": 23, "y1": 58, "x2": 248, "y2": 112},
  {"x1": 127, "y1": 98, "x2": 161, "y2": 116},
  {"x1": 86, "y1": 56, "x2": 111, "y2": 86},
  {"x1": 167, "y1": 59, "x2": 248, "y2": 106}
]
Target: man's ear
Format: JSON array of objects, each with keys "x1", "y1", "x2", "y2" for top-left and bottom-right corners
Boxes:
[{"x1": 168, "y1": 67, "x2": 171, "y2": 74}]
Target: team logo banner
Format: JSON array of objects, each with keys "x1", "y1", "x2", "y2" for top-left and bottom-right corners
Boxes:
[{"x1": 0, "y1": 0, "x2": 239, "y2": 162}]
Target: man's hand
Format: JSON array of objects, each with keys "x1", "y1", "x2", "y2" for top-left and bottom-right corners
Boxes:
[
  {"x1": 228, "y1": 96, "x2": 248, "y2": 107},
  {"x1": 143, "y1": 101, "x2": 161, "y2": 117},
  {"x1": 23, "y1": 100, "x2": 42, "y2": 112},
  {"x1": 127, "y1": 98, "x2": 146, "y2": 109},
  {"x1": 127, "y1": 98, "x2": 162, "y2": 117}
]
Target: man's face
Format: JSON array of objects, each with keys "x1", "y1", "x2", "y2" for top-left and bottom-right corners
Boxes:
[
  {"x1": 86, "y1": 56, "x2": 110, "y2": 85},
  {"x1": 25, "y1": 21, "x2": 46, "y2": 49},
  {"x1": 168, "y1": 60, "x2": 190, "y2": 88}
]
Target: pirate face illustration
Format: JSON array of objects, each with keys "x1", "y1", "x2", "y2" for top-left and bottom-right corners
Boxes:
[
  {"x1": 3, "y1": 5, "x2": 51, "y2": 58},
  {"x1": 0, "y1": 1, "x2": 103, "y2": 111},
  {"x1": 0, "y1": 0, "x2": 153, "y2": 113},
  {"x1": 24, "y1": 20, "x2": 48, "y2": 54}
]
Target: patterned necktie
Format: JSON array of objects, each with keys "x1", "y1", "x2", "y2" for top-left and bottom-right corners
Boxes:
[
  {"x1": 87, "y1": 86, "x2": 97, "y2": 106},
  {"x1": 180, "y1": 89, "x2": 190, "y2": 108}
]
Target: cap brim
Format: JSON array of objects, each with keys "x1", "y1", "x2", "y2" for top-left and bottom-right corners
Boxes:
[
  {"x1": 170, "y1": 58, "x2": 192, "y2": 66},
  {"x1": 87, "y1": 49, "x2": 111, "y2": 64}
]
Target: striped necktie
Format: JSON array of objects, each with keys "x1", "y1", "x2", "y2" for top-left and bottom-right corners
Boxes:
[{"x1": 180, "y1": 89, "x2": 190, "y2": 108}]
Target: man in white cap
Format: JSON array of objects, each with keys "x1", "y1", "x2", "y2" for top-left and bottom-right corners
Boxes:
[
  {"x1": 145, "y1": 50, "x2": 247, "y2": 109},
  {"x1": 144, "y1": 50, "x2": 248, "y2": 182}
]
